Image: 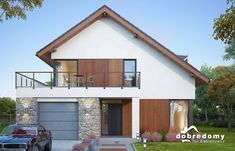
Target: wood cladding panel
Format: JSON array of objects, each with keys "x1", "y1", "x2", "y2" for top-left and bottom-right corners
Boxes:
[
  {"x1": 78, "y1": 59, "x2": 93, "y2": 86},
  {"x1": 122, "y1": 99, "x2": 132, "y2": 137},
  {"x1": 78, "y1": 59, "x2": 94, "y2": 73},
  {"x1": 139, "y1": 100, "x2": 153, "y2": 132},
  {"x1": 108, "y1": 59, "x2": 123, "y2": 87},
  {"x1": 78, "y1": 59, "x2": 123, "y2": 87},
  {"x1": 93, "y1": 59, "x2": 108, "y2": 86},
  {"x1": 140, "y1": 99, "x2": 169, "y2": 133}
]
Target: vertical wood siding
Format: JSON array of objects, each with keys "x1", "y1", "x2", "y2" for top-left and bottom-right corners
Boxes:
[
  {"x1": 93, "y1": 59, "x2": 108, "y2": 86},
  {"x1": 78, "y1": 59, "x2": 123, "y2": 87},
  {"x1": 122, "y1": 99, "x2": 132, "y2": 136},
  {"x1": 108, "y1": 59, "x2": 123, "y2": 86},
  {"x1": 140, "y1": 99, "x2": 170, "y2": 133}
]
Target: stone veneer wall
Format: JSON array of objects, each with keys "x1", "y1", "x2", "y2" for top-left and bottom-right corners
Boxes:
[
  {"x1": 78, "y1": 97, "x2": 101, "y2": 139},
  {"x1": 16, "y1": 97, "x2": 101, "y2": 140},
  {"x1": 16, "y1": 98, "x2": 38, "y2": 124}
]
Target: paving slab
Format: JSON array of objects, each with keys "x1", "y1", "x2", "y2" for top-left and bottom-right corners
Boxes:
[{"x1": 52, "y1": 140, "x2": 81, "y2": 151}]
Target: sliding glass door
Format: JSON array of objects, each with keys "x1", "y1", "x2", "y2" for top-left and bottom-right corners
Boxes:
[
  {"x1": 53, "y1": 59, "x2": 138, "y2": 87},
  {"x1": 55, "y1": 60, "x2": 78, "y2": 87}
]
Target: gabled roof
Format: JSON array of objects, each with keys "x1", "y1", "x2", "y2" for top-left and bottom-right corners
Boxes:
[{"x1": 36, "y1": 5, "x2": 208, "y2": 85}]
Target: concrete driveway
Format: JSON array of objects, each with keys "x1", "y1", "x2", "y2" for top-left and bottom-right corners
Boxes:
[{"x1": 52, "y1": 140, "x2": 81, "y2": 151}]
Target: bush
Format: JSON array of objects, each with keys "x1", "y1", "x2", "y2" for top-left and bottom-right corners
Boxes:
[
  {"x1": 164, "y1": 132, "x2": 180, "y2": 142},
  {"x1": 0, "y1": 98, "x2": 15, "y2": 116},
  {"x1": 212, "y1": 120, "x2": 228, "y2": 127},
  {"x1": 141, "y1": 132, "x2": 163, "y2": 142},
  {"x1": 0, "y1": 123, "x2": 8, "y2": 133},
  {"x1": 150, "y1": 132, "x2": 162, "y2": 142},
  {"x1": 199, "y1": 119, "x2": 235, "y2": 128},
  {"x1": 158, "y1": 130, "x2": 167, "y2": 137},
  {"x1": 141, "y1": 132, "x2": 151, "y2": 141}
]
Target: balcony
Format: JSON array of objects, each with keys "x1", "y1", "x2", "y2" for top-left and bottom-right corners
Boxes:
[{"x1": 15, "y1": 72, "x2": 141, "y2": 89}]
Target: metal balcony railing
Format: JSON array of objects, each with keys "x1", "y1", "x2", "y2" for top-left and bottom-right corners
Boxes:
[{"x1": 15, "y1": 72, "x2": 141, "y2": 89}]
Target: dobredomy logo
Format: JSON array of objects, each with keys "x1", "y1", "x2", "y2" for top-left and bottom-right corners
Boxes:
[{"x1": 176, "y1": 125, "x2": 225, "y2": 143}]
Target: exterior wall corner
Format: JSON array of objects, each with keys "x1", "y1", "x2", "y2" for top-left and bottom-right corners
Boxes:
[{"x1": 132, "y1": 97, "x2": 140, "y2": 138}]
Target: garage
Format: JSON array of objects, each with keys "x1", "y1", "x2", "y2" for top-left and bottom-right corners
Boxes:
[{"x1": 39, "y1": 102, "x2": 78, "y2": 140}]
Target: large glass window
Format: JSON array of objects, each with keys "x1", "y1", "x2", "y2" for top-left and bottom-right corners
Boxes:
[
  {"x1": 170, "y1": 100, "x2": 188, "y2": 132},
  {"x1": 124, "y1": 59, "x2": 136, "y2": 87},
  {"x1": 55, "y1": 60, "x2": 77, "y2": 87},
  {"x1": 52, "y1": 59, "x2": 139, "y2": 87}
]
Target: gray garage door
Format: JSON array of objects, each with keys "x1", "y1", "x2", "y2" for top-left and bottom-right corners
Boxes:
[{"x1": 39, "y1": 102, "x2": 78, "y2": 140}]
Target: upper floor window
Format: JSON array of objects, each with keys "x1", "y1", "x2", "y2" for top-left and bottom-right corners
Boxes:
[
  {"x1": 52, "y1": 59, "x2": 138, "y2": 87},
  {"x1": 55, "y1": 60, "x2": 77, "y2": 72},
  {"x1": 123, "y1": 59, "x2": 136, "y2": 87},
  {"x1": 55, "y1": 60, "x2": 78, "y2": 87}
]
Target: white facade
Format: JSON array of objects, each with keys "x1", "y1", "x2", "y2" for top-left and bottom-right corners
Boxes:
[
  {"x1": 17, "y1": 17, "x2": 195, "y2": 99},
  {"x1": 16, "y1": 16, "x2": 197, "y2": 139}
]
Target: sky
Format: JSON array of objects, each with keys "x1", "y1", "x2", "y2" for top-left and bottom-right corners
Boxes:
[{"x1": 0, "y1": 0, "x2": 232, "y2": 98}]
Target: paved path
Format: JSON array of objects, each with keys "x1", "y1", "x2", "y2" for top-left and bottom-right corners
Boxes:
[
  {"x1": 52, "y1": 140, "x2": 81, "y2": 151},
  {"x1": 94, "y1": 137, "x2": 136, "y2": 151},
  {"x1": 51, "y1": 138, "x2": 135, "y2": 151}
]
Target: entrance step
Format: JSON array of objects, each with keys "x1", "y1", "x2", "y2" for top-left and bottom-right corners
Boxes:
[
  {"x1": 93, "y1": 137, "x2": 136, "y2": 151},
  {"x1": 98, "y1": 137, "x2": 135, "y2": 144}
]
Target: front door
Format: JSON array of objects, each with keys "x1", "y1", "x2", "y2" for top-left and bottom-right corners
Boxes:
[{"x1": 108, "y1": 104, "x2": 122, "y2": 135}]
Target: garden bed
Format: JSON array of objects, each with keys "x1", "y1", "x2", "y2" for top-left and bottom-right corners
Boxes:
[{"x1": 134, "y1": 126, "x2": 235, "y2": 151}]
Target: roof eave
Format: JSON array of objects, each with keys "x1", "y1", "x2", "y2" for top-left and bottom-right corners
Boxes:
[{"x1": 35, "y1": 5, "x2": 209, "y2": 85}]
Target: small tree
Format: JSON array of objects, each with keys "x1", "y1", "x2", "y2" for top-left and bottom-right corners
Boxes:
[
  {"x1": 0, "y1": 0, "x2": 43, "y2": 22},
  {"x1": 0, "y1": 97, "x2": 16, "y2": 123},
  {"x1": 207, "y1": 66, "x2": 235, "y2": 132},
  {"x1": 213, "y1": 0, "x2": 235, "y2": 44},
  {"x1": 224, "y1": 41, "x2": 235, "y2": 64},
  {"x1": 194, "y1": 65, "x2": 215, "y2": 122}
]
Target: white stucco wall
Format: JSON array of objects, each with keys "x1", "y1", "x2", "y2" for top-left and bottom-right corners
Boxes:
[
  {"x1": 132, "y1": 97, "x2": 140, "y2": 138},
  {"x1": 17, "y1": 17, "x2": 195, "y2": 99}
]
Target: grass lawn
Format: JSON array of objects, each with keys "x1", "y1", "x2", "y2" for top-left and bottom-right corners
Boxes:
[{"x1": 134, "y1": 126, "x2": 235, "y2": 151}]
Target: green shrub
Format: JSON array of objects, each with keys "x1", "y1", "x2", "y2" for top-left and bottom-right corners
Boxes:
[
  {"x1": 0, "y1": 123, "x2": 8, "y2": 133},
  {"x1": 150, "y1": 132, "x2": 162, "y2": 142}
]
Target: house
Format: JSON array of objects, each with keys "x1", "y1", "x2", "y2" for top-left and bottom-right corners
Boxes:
[{"x1": 15, "y1": 5, "x2": 208, "y2": 140}]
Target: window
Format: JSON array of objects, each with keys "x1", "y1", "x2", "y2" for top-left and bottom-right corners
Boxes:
[
  {"x1": 1, "y1": 125, "x2": 38, "y2": 136},
  {"x1": 123, "y1": 59, "x2": 136, "y2": 87},
  {"x1": 54, "y1": 60, "x2": 78, "y2": 87},
  {"x1": 170, "y1": 101, "x2": 188, "y2": 132}
]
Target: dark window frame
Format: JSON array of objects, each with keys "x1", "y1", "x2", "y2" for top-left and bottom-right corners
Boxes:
[
  {"x1": 123, "y1": 59, "x2": 137, "y2": 73},
  {"x1": 53, "y1": 59, "x2": 79, "y2": 73},
  {"x1": 123, "y1": 59, "x2": 137, "y2": 87}
]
